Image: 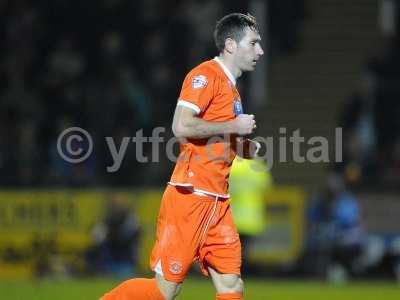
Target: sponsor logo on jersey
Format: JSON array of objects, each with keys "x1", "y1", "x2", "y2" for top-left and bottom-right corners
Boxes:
[{"x1": 192, "y1": 75, "x2": 208, "y2": 89}]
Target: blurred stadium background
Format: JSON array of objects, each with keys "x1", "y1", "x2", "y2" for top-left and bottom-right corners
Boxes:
[{"x1": 1, "y1": 0, "x2": 400, "y2": 299}]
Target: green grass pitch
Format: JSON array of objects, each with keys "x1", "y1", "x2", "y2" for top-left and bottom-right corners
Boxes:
[{"x1": 1, "y1": 277, "x2": 399, "y2": 300}]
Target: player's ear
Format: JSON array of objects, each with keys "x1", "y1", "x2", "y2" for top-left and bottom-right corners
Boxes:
[{"x1": 225, "y1": 38, "x2": 237, "y2": 54}]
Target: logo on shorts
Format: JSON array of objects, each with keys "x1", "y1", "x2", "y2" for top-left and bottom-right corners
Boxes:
[
  {"x1": 169, "y1": 260, "x2": 183, "y2": 275},
  {"x1": 192, "y1": 75, "x2": 207, "y2": 89}
]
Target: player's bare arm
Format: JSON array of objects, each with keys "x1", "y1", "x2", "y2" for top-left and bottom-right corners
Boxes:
[{"x1": 172, "y1": 105, "x2": 256, "y2": 139}]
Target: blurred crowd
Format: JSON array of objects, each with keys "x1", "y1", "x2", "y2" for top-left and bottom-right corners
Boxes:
[
  {"x1": 334, "y1": 0, "x2": 400, "y2": 189},
  {"x1": 0, "y1": 0, "x2": 396, "y2": 188},
  {"x1": 1, "y1": 0, "x2": 211, "y2": 187},
  {"x1": 0, "y1": 0, "x2": 304, "y2": 188},
  {"x1": 0, "y1": 0, "x2": 217, "y2": 187},
  {"x1": 337, "y1": 36, "x2": 400, "y2": 189}
]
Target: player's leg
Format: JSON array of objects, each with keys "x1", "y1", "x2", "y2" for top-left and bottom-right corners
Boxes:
[
  {"x1": 208, "y1": 267, "x2": 244, "y2": 300},
  {"x1": 199, "y1": 198, "x2": 244, "y2": 300},
  {"x1": 99, "y1": 277, "x2": 166, "y2": 300},
  {"x1": 155, "y1": 273, "x2": 182, "y2": 300},
  {"x1": 99, "y1": 269, "x2": 180, "y2": 300},
  {"x1": 150, "y1": 186, "x2": 218, "y2": 298}
]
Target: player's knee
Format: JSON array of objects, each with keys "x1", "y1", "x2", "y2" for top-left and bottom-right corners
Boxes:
[
  {"x1": 155, "y1": 274, "x2": 182, "y2": 300},
  {"x1": 218, "y1": 274, "x2": 243, "y2": 293}
]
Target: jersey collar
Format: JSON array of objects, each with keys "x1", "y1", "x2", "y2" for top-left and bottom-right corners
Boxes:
[{"x1": 213, "y1": 56, "x2": 236, "y2": 86}]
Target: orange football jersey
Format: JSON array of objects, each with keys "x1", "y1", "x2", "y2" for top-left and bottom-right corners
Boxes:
[{"x1": 169, "y1": 58, "x2": 243, "y2": 197}]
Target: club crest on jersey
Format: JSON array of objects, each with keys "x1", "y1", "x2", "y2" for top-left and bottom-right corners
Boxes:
[
  {"x1": 192, "y1": 75, "x2": 207, "y2": 89},
  {"x1": 233, "y1": 99, "x2": 243, "y2": 116}
]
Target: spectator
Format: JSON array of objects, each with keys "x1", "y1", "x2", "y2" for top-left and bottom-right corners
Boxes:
[
  {"x1": 337, "y1": 71, "x2": 377, "y2": 185},
  {"x1": 305, "y1": 173, "x2": 366, "y2": 282},
  {"x1": 86, "y1": 194, "x2": 141, "y2": 278},
  {"x1": 229, "y1": 157, "x2": 273, "y2": 271}
]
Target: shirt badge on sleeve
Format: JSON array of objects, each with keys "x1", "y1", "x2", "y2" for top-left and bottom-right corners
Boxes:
[
  {"x1": 192, "y1": 75, "x2": 208, "y2": 89},
  {"x1": 233, "y1": 99, "x2": 243, "y2": 116}
]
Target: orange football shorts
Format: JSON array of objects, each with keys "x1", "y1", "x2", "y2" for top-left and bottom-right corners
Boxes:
[{"x1": 150, "y1": 185, "x2": 241, "y2": 283}]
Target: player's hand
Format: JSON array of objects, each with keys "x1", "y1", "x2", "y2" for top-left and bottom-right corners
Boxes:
[
  {"x1": 236, "y1": 137, "x2": 261, "y2": 158},
  {"x1": 247, "y1": 139, "x2": 261, "y2": 157},
  {"x1": 234, "y1": 114, "x2": 256, "y2": 135}
]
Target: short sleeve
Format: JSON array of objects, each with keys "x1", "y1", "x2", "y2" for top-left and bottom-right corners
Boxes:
[{"x1": 177, "y1": 69, "x2": 215, "y2": 115}]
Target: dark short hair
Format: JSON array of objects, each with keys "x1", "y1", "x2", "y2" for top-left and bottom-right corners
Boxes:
[{"x1": 214, "y1": 13, "x2": 259, "y2": 53}]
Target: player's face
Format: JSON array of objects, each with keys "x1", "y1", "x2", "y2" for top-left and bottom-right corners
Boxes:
[{"x1": 235, "y1": 27, "x2": 264, "y2": 72}]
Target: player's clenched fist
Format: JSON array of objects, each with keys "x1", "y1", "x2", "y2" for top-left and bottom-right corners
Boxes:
[{"x1": 233, "y1": 114, "x2": 256, "y2": 135}]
